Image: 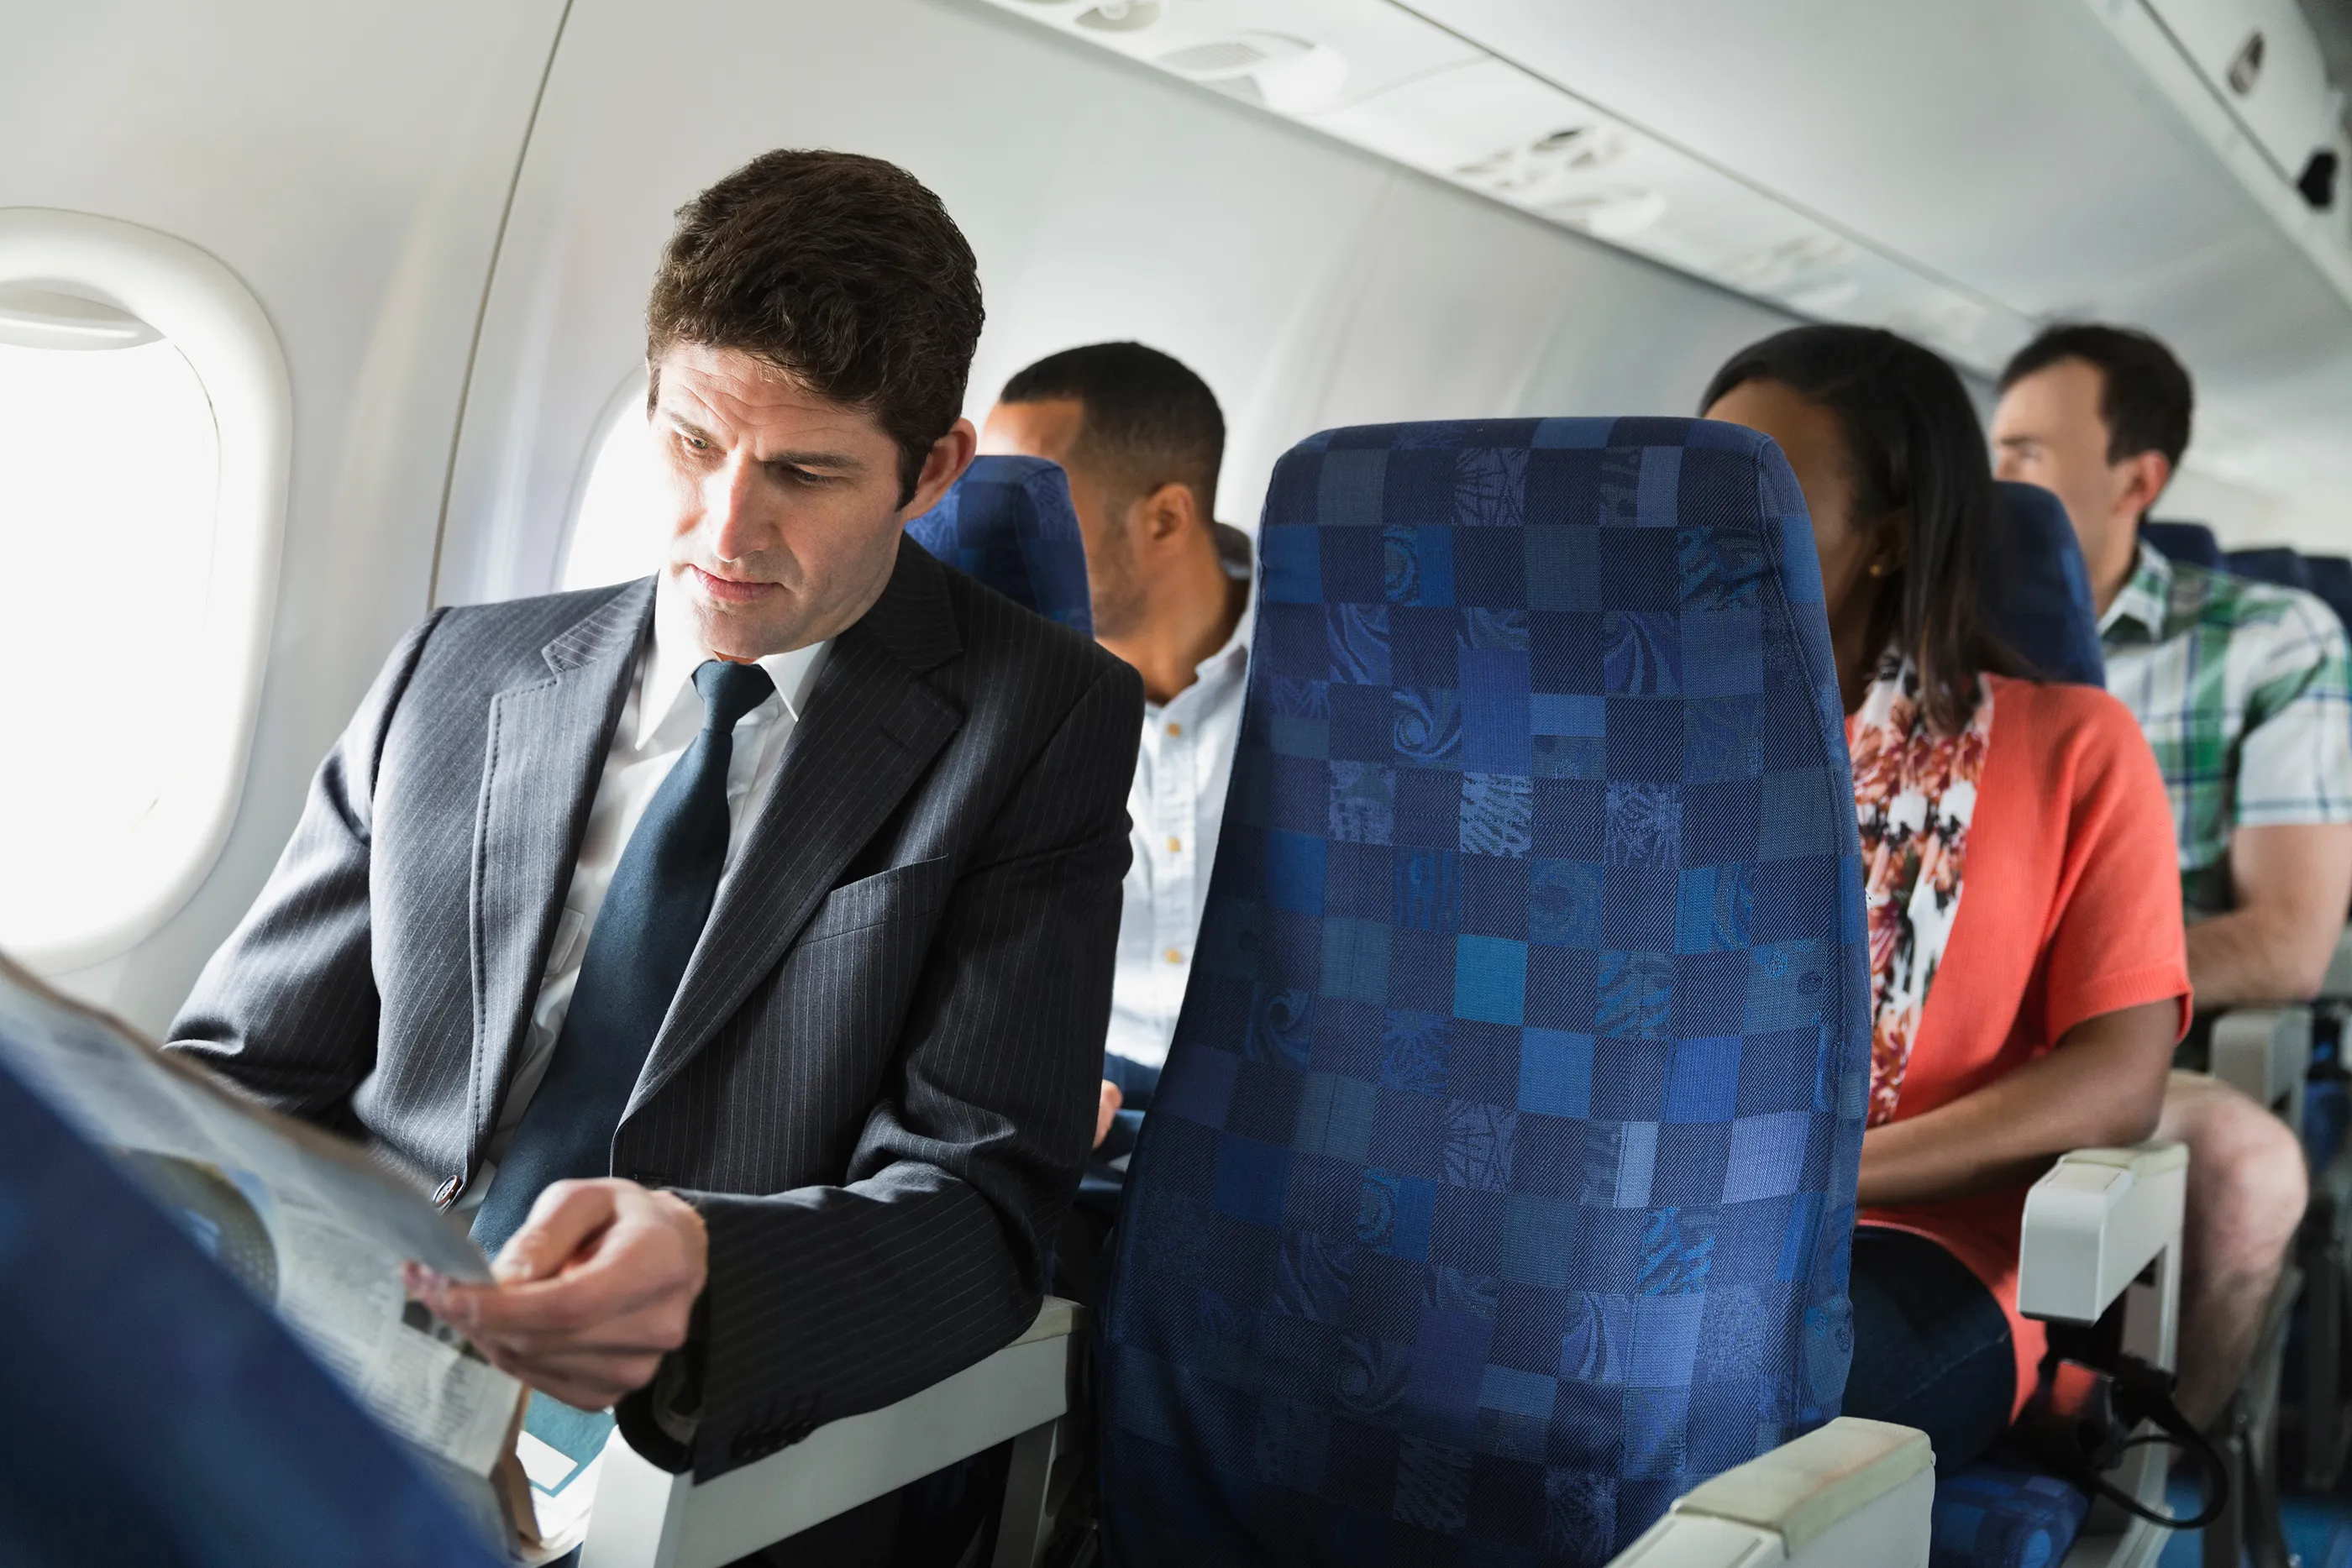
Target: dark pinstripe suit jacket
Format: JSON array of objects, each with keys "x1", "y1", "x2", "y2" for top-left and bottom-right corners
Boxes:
[{"x1": 169, "y1": 539, "x2": 1143, "y2": 1478}]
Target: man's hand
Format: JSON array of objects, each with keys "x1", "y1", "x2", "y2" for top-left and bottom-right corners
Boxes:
[
  {"x1": 1095, "y1": 1079, "x2": 1122, "y2": 1149},
  {"x1": 405, "y1": 1178, "x2": 707, "y2": 1411}
]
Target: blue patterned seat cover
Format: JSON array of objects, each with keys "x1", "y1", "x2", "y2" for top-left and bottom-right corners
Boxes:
[
  {"x1": 2139, "y1": 521, "x2": 2220, "y2": 569},
  {"x1": 1929, "y1": 1462, "x2": 2092, "y2": 1568},
  {"x1": 1987, "y1": 482, "x2": 2103, "y2": 688},
  {"x1": 904, "y1": 454, "x2": 1092, "y2": 633},
  {"x1": 1095, "y1": 417, "x2": 1872, "y2": 1566}
]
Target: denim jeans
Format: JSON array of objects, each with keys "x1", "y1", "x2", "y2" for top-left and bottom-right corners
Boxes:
[{"x1": 1843, "y1": 1225, "x2": 2017, "y2": 1469}]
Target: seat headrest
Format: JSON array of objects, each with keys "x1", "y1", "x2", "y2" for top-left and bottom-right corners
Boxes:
[
  {"x1": 2141, "y1": 520, "x2": 2221, "y2": 569},
  {"x1": 2224, "y1": 546, "x2": 2313, "y2": 592},
  {"x1": 2304, "y1": 555, "x2": 2352, "y2": 634},
  {"x1": 1987, "y1": 481, "x2": 2104, "y2": 688},
  {"x1": 903, "y1": 455, "x2": 1091, "y2": 634}
]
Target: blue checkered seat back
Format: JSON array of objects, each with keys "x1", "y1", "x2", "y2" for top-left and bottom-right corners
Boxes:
[
  {"x1": 1095, "y1": 417, "x2": 1872, "y2": 1567},
  {"x1": 2140, "y1": 521, "x2": 2220, "y2": 569},
  {"x1": 1987, "y1": 482, "x2": 2103, "y2": 688},
  {"x1": 904, "y1": 454, "x2": 1092, "y2": 633}
]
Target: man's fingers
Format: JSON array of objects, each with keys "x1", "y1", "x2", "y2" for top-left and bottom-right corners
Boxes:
[
  {"x1": 1095, "y1": 1079, "x2": 1121, "y2": 1149},
  {"x1": 493, "y1": 1180, "x2": 619, "y2": 1284}
]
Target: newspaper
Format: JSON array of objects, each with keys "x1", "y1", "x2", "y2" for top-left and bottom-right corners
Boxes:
[{"x1": 0, "y1": 955, "x2": 589, "y2": 1560}]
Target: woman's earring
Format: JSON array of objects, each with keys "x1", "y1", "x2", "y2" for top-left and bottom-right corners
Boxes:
[{"x1": 1866, "y1": 559, "x2": 1891, "y2": 579}]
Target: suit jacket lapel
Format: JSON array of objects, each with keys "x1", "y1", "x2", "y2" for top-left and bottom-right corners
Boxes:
[
  {"x1": 469, "y1": 579, "x2": 654, "y2": 1151},
  {"x1": 627, "y1": 543, "x2": 965, "y2": 1116}
]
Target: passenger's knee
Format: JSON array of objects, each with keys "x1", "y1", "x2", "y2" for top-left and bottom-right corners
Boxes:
[{"x1": 2165, "y1": 1076, "x2": 2308, "y2": 1256}]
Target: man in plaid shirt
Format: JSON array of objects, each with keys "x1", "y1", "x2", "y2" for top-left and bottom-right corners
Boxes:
[{"x1": 1995, "y1": 323, "x2": 2352, "y2": 1430}]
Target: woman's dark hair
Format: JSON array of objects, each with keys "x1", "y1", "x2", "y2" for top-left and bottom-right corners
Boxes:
[{"x1": 1700, "y1": 324, "x2": 2017, "y2": 736}]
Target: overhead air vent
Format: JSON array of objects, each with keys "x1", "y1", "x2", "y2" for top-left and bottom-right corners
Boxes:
[
  {"x1": 1157, "y1": 38, "x2": 1285, "y2": 76},
  {"x1": 1075, "y1": 1, "x2": 1161, "y2": 34},
  {"x1": 1155, "y1": 32, "x2": 1347, "y2": 113},
  {"x1": 2228, "y1": 29, "x2": 2265, "y2": 95}
]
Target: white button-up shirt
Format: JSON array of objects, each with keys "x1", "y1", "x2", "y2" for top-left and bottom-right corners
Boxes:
[
  {"x1": 1106, "y1": 528, "x2": 1253, "y2": 1071},
  {"x1": 460, "y1": 579, "x2": 830, "y2": 1212}
]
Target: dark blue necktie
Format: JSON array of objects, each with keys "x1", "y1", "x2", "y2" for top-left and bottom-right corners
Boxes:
[{"x1": 471, "y1": 658, "x2": 776, "y2": 1255}]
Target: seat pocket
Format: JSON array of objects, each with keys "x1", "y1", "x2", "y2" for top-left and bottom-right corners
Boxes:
[{"x1": 796, "y1": 856, "x2": 954, "y2": 944}]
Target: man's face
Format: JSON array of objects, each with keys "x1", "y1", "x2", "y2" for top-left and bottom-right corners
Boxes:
[
  {"x1": 648, "y1": 343, "x2": 969, "y2": 659},
  {"x1": 1992, "y1": 359, "x2": 2138, "y2": 571},
  {"x1": 979, "y1": 396, "x2": 1147, "y2": 638}
]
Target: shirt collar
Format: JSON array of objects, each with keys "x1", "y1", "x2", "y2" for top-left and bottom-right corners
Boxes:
[
  {"x1": 2099, "y1": 538, "x2": 2174, "y2": 642},
  {"x1": 1194, "y1": 525, "x2": 1257, "y2": 679},
  {"x1": 638, "y1": 574, "x2": 831, "y2": 748}
]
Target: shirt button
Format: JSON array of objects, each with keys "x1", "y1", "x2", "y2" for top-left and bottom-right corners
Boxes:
[
  {"x1": 1166, "y1": 722, "x2": 1183, "y2": 737},
  {"x1": 432, "y1": 1177, "x2": 463, "y2": 1208},
  {"x1": 1164, "y1": 948, "x2": 1184, "y2": 964},
  {"x1": 1166, "y1": 836, "x2": 1182, "y2": 853}
]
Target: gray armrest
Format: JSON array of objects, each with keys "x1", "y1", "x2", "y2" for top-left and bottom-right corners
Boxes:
[
  {"x1": 580, "y1": 1299, "x2": 1081, "y2": 1568},
  {"x1": 2016, "y1": 1143, "x2": 2187, "y2": 1328},
  {"x1": 1606, "y1": 1418, "x2": 1933, "y2": 1567},
  {"x1": 2210, "y1": 1008, "x2": 2310, "y2": 1121}
]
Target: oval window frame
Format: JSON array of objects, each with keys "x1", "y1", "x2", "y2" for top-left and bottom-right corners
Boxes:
[{"x1": 0, "y1": 208, "x2": 291, "y2": 973}]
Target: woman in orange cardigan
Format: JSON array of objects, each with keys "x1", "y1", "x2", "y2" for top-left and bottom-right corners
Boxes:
[{"x1": 1704, "y1": 325, "x2": 2191, "y2": 1469}]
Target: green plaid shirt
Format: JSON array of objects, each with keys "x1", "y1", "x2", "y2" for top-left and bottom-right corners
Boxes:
[{"x1": 2101, "y1": 539, "x2": 2352, "y2": 916}]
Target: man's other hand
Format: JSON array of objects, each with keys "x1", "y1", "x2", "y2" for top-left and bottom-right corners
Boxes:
[
  {"x1": 1095, "y1": 1078, "x2": 1122, "y2": 1149},
  {"x1": 405, "y1": 1178, "x2": 707, "y2": 1410}
]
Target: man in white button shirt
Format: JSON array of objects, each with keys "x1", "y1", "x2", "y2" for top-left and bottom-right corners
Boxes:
[{"x1": 980, "y1": 343, "x2": 1248, "y2": 1297}]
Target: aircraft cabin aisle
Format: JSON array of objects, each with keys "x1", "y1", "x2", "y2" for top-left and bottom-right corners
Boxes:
[{"x1": 6, "y1": 1, "x2": 2352, "y2": 1565}]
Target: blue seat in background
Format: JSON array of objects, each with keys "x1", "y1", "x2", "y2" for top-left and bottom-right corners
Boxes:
[
  {"x1": 2225, "y1": 546, "x2": 2314, "y2": 593},
  {"x1": 905, "y1": 454, "x2": 1093, "y2": 633},
  {"x1": 1928, "y1": 1464, "x2": 2092, "y2": 1568},
  {"x1": 2142, "y1": 520, "x2": 2221, "y2": 569},
  {"x1": 2302, "y1": 556, "x2": 2352, "y2": 638},
  {"x1": 1987, "y1": 481, "x2": 2104, "y2": 688},
  {"x1": 1095, "y1": 417, "x2": 1872, "y2": 1565},
  {"x1": 0, "y1": 1055, "x2": 502, "y2": 1568}
]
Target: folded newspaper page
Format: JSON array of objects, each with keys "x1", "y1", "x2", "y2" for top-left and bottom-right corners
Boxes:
[{"x1": 0, "y1": 955, "x2": 599, "y2": 1561}]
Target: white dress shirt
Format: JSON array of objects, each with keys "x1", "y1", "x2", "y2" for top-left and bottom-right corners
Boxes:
[
  {"x1": 1106, "y1": 528, "x2": 1254, "y2": 1071},
  {"x1": 459, "y1": 580, "x2": 830, "y2": 1214}
]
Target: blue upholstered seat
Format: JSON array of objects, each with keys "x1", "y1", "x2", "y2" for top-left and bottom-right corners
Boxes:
[
  {"x1": 2141, "y1": 521, "x2": 2221, "y2": 569},
  {"x1": 1095, "y1": 417, "x2": 1872, "y2": 1565},
  {"x1": 904, "y1": 454, "x2": 1092, "y2": 633},
  {"x1": 0, "y1": 1054, "x2": 500, "y2": 1568},
  {"x1": 1987, "y1": 482, "x2": 2103, "y2": 688},
  {"x1": 2303, "y1": 555, "x2": 2352, "y2": 639},
  {"x1": 1929, "y1": 1463, "x2": 2092, "y2": 1568},
  {"x1": 2225, "y1": 546, "x2": 2314, "y2": 593}
]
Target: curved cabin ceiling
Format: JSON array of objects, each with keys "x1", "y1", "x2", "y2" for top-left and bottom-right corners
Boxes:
[{"x1": 977, "y1": 0, "x2": 2352, "y2": 527}]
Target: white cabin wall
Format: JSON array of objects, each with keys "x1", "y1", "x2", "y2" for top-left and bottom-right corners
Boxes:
[
  {"x1": 16, "y1": 0, "x2": 1801, "y2": 1031},
  {"x1": 3, "y1": 1, "x2": 569, "y2": 1029},
  {"x1": 436, "y1": 0, "x2": 1798, "y2": 606}
]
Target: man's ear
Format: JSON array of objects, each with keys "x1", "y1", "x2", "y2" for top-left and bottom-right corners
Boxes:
[
  {"x1": 2118, "y1": 449, "x2": 2173, "y2": 524},
  {"x1": 1136, "y1": 480, "x2": 1203, "y2": 548},
  {"x1": 897, "y1": 418, "x2": 978, "y2": 522}
]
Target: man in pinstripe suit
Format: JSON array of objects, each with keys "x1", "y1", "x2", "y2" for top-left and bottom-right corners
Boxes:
[{"x1": 167, "y1": 149, "x2": 1143, "y2": 1504}]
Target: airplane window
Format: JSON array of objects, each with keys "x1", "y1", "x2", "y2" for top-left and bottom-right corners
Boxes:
[
  {"x1": 559, "y1": 379, "x2": 663, "y2": 590},
  {"x1": 0, "y1": 333, "x2": 219, "y2": 936},
  {"x1": 0, "y1": 211, "x2": 291, "y2": 975}
]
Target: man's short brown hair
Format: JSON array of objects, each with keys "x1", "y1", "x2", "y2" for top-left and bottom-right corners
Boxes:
[{"x1": 647, "y1": 149, "x2": 984, "y2": 502}]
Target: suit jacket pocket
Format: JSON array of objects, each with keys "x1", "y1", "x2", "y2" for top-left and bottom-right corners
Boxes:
[{"x1": 796, "y1": 856, "x2": 954, "y2": 945}]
